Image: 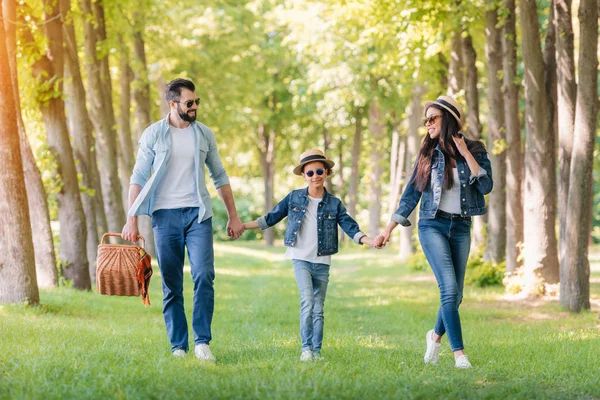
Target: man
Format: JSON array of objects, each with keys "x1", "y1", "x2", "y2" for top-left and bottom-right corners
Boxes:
[{"x1": 122, "y1": 78, "x2": 244, "y2": 361}]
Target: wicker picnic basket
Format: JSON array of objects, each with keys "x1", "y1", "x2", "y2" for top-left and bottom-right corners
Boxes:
[{"x1": 96, "y1": 233, "x2": 153, "y2": 305}]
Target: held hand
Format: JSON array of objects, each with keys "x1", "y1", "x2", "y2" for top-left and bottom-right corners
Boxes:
[
  {"x1": 121, "y1": 220, "x2": 139, "y2": 243},
  {"x1": 361, "y1": 236, "x2": 374, "y2": 246},
  {"x1": 374, "y1": 231, "x2": 391, "y2": 249},
  {"x1": 452, "y1": 134, "x2": 470, "y2": 158},
  {"x1": 227, "y1": 216, "x2": 245, "y2": 240}
]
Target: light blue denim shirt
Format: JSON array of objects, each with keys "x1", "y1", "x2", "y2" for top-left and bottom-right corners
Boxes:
[{"x1": 128, "y1": 114, "x2": 230, "y2": 222}]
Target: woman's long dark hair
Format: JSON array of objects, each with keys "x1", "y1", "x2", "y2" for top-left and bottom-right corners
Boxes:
[{"x1": 413, "y1": 105, "x2": 486, "y2": 192}]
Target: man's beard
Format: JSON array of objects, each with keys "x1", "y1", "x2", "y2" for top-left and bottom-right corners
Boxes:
[{"x1": 177, "y1": 104, "x2": 196, "y2": 122}]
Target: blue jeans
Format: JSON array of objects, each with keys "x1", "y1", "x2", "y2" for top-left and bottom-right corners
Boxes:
[
  {"x1": 152, "y1": 208, "x2": 215, "y2": 352},
  {"x1": 418, "y1": 211, "x2": 471, "y2": 351},
  {"x1": 292, "y1": 260, "x2": 330, "y2": 353}
]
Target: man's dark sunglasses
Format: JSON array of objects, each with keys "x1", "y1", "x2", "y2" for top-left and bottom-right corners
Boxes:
[
  {"x1": 305, "y1": 169, "x2": 325, "y2": 177},
  {"x1": 174, "y1": 98, "x2": 200, "y2": 108}
]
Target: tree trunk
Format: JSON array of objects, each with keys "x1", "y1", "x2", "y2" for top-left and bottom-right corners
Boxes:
[
  {"x1": 24, "y1": 1, "x2": 90, "y2": 289},
  {"x1": 447, "y1": 31, "x2": 464, "y2": 96},
  {"x1": 520, "y1": 0, "x2": 560, "y2": 290},
  {"x1": 368, "y1": 100, "x2": 384, "y2": 237},
  {"x1": 337, "y1": 140, "x2": 347, "y2": 246},
  {"x1": 554, "y1": 0, "x2": 577, "y2": 269},
  {"x1": 131, "y1": 27, "x2": 155, "y2": 257},
  {"x1": 0, "y1": 4, "x2": 40, "y2": 304},
  {"x1": 347, "y1": 108, "x2": 363, "y2": 219},
  {"x1": 502, "y1": 0, "x2": 524, "y2": 274},
  {"x1": 388, "y1": 118, "x2": 405, "y2": 216},
  {"x1": 157, "y1": 76, "x2": 171, "y2": 117},
  {"x1": 258, "y1": 123, "x2": 275, "y2": 246},
  {"x1": 544, "y1": 2, "x2": 559, "y2": 158},
  {"x1": 81, "y1": 0, "x2": 125, "y2": 234},
  {"x1": 484, "y1": 6, "x2": 506, "y2": 263},
  {"x1": 322, "y1": 128, "x2": 334, "y2": 194},
  {"x1": 399, "y1": 87, "x2": 422, "y2": 260},
  {"x1": 560, "y1": 0, "x2": 597, "y2": 312},
  {"x1": 62, "y1": 0, "x2": 101, "y2": 281},
  {"x1": 462, "y1": 31, "x2": 485, "y2": 254},
  {"x1": 118, "y1": 49, "x2": 134, "y2": 211},
  {"x1": 3, "y1": 0, "x2": 57, "y2": 288}
]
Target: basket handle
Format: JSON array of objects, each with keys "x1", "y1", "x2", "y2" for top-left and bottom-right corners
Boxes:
[{"x1": 101, "y1": 233, "x2": 145, "y2": 249}]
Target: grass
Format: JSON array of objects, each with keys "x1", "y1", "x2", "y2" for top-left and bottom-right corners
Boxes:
[{"x1": 1, "y1": 242, "x2": 599, "y2": 399}]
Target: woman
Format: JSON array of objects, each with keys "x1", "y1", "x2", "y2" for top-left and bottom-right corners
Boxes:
[{"x1": 376, "y1": 96, "x2": 492, "y2": 369}]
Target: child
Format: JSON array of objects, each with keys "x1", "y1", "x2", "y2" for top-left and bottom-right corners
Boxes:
[{"x1": 243, "y1": 149, "x2": 375, "y2": 361}]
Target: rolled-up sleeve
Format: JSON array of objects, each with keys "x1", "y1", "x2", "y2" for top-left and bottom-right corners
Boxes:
[
  {"x1": 258, "y1": 193, "x2": 290, "y2": 230},
  {"x1": 205, "y1": 127, "x2": 230, "y2": 189},
  {"x1": 130, "y1": 128, "x2": 155, "y2": 187}
]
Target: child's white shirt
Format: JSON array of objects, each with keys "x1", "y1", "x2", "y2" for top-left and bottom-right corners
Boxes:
[{"x1": 285, "y1": 196, "x2": 332, "y2": 265}]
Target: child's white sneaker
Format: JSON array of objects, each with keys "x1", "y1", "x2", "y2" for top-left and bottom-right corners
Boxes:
[
  {"x1": 424, "y1": 330, "x2": 441, "y2": 364},
  {"x1": 172, "y1": 349, "x2": 186, "y2": 357},
  {"x1": 300, "y1": 350, "x2": 313, "y2": 361},
  {"x1": 195, "y1": 344, "x2": 217, "y2": 362},
  {"x1": 312, "y1": 351, "x2": 324, "y2": 361},
  {"x1": 455, "y1": 355, "x2": 472, "y2": 369}
]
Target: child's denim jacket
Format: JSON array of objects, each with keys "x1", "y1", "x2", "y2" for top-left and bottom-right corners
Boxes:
[{"x1": 257, "y1": 188, "x2": 366, "y2": 256}]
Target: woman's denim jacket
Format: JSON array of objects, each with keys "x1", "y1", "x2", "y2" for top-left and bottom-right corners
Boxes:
[
  {"x1": 257, "y1": 188, "x2": 366, "y2": 256},
  {"x1": 392, "y1": 146, "x2": 493, "y2": 226}
]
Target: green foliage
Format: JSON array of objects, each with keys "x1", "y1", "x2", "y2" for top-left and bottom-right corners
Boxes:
[
  {"x1": 211, "y1": 196, "x2": 266, "y2": 241},
  {"x1": 465, "y1": 256, "x2": 505, "y2": 287},
  {"x1": 35, "y1": 144, "x2": 62, "y2": 221},
  {"x1": 406, "y1": 251, "x2": 429, "y2": 271}
]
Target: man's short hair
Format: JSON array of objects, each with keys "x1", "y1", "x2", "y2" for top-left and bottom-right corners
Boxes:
[{"x1": 165, "y1": 78, "x2": 195, "y2": 102}]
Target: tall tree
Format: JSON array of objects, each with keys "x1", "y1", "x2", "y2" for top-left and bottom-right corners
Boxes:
[
  {"x1": 447, "y1": 31, "x2": 465, "y2": 96},
  {"x1": 347, "y1": 107, "x2": 363, "y2": 219},
  {"x1": 368, "y1": 99, "x2": 385, "y2": 237},
  {"x1": 520, "y1": 0, "x2": 560, "y2": 291},
  {"x1": 3, "y1": 0, "x2": 57, "y2": 288},
  {"x1": 0, "y1": 3, "x2": 39, "y2": 304},
  {"x1": 81, "y1": 0, "x2": 125, "y2": 233},
  {"x1": 484, "y1": 5, "x2": 506, "y2": 263},
  {"x1": 501, "y1": 0, "x2": 523, "y2": 274},
  {"x1": 560, "y1": 0, "x2": 597, "y2": 312},
  {"x1": 258, "y1": 122, "x2": 276, "y2": 246},
  {"x1": 554, "y1": 0, "x2": 577, "y2": 268}
]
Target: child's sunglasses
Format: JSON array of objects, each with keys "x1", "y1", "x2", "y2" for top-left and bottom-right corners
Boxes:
[{"x1": 305, "y1": 169, "x2": 325, "y2": 177}]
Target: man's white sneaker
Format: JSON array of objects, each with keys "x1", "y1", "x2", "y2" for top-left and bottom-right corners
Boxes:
[
  {"x1": 424, "y1": 330, "x2": 441, "y2": 364},
  {"x1": 172, "y1": 349, "x2": 186, "y2": 357},
  {"x1": 455, "y1": 355, "x2": 472, "y2": 369},
  {"x1": 195, "y1": 344, "x2": 217, "y2": 362},
  {"x1": 300, "y1": 350, "x2": 313, "y2": 361}
]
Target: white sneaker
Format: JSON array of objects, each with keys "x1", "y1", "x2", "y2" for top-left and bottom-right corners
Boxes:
[
  {"x1": 455, "y1": 355, "x2": 472, "y2": 369},
  {"x1": 195, "y1": 344, "x2": 217, "y2": 362},
  {"x1": 312, "y1": 351, "x2": 324, "y2": 361},
  {"x1": 424, "y1": 330, "x2": 441, "y2": 364},
  {"x1": 300, "y1": 350, "x2": 313, "y2": 361},
  {"x1": 172, "y1": 349, "x2": 186, "y2": 357}
]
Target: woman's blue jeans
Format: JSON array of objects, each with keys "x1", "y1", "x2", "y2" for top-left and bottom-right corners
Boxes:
[
  {"x1": 418, "y1": 212, "x2": 471, "y2": 351},
  {"x1": 152, "y1": 208, "x2": 215, "y2": 352},
  {"x1": 292, "y1": 259, "x2": 330, "y2": 353}
]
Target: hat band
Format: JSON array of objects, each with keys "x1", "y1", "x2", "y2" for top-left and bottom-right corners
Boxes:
[
  {"x1": 300, "y1": 154, "x2": 327, "y2": 164},
  {"x1": 437, "y1": 98, "x2": 461, "y2": 119}
]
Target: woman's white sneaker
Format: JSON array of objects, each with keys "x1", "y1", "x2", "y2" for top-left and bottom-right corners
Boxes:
[
  {"x1": 455, "y1": 355, "x2": 472, "y2": 369},
  {"x1": 424, "y1": 330, "x2": 441, "y2": 364}
]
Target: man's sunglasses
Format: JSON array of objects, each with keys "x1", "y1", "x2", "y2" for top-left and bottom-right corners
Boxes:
[
  {"x1": 422, "y1": 114, "x2": 441, "y2": 126},
  {"x1": 305, "y1": 169, "x2": 325, "y2": 177},
  {"x1": 174, "y1": 98, "x2": 200, "y2": 108}
]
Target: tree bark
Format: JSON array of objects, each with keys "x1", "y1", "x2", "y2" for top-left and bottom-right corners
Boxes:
[
  {"x1": 118, "y1": 48, "x2": 134, "y2": 211},
  {"x1": 322, "y1": 128, "x2": 334, "y2": 194},
  {"x1": 347, "y1": 107, "x2": 363, "y2": 219},
  {"x1": 62, "y1": 0, "x2": 102, "y2": 281},
  {"x1": 368, "y1": 100, "x2": 384, "y2": 237},
  {"x1": 399, "y1": 87, "x2": 422, "y2": 260},
  {"x1": 23, "y1": 1, "x2": 90, "y2": 289},
  {"x1": 520, "y1": 0, "x2": 560, "y2": 289},
  {"x1": 0, "y1": 4, "x2": 40, "y2": 304},
  {"x1": 484, "y1": 6, "x2": 506, "y2": 263},
  {"x1": 502, "y1": 0, "x2": 524, "y2": 274},
  {"x1": 560, "y1": 0, "x2": 597, "y2": 312},
  {"x1": 3, "y1": 0, "x2": 57, "y2": 288},
  {"x1": 258, "y1": 123, "x2": 276, "y2": 246},
  {"x1": 554, "y1": 0, "x2": 577, "y2": 269},
  {"x1": 80, "y1": 0, "x2": 125, "y2": 234},
  {"x1": 388, "y1": 117, "x2": 405, "y2": 216},
  {"x1": 447, "y1": 31, "x2": 465, "y2": 96},
  {"x1": 131, "y1": 27, "x2": 156, "y2": 256},
  {"x1": 461, "y1": 31, "x2": 485, "y2": 254}
]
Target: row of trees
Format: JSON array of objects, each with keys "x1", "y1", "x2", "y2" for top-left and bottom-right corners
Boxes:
[{"x1": 0, "y1": 0, "x2": 598, "y2": 312}]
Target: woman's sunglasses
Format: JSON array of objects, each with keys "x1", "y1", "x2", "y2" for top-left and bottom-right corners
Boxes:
[
  {"x1": 304, "y1": 169, "x2": 325, "y2": 177},
  {"x1": 174, "y1": 98, "x2": 201, "y2": 108},
  {"x1": 422, "y1": 114, "x2": 441, "y2": 126}
]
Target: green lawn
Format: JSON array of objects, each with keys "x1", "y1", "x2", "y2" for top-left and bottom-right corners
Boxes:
[{"x1": 1, "y1": 243, "x2": 599, "y2": 399}]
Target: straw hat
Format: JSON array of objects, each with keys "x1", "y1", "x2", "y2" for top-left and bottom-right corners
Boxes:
[
  {"x1": 423, "y1": 95, "x2": 465, "y2": 129},
  {"x1": 293, "y1": 149, "x2": 335, "y2": 176}
]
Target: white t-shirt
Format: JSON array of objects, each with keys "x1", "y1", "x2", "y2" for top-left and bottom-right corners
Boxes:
[
  {"x1": 438, "y1": 168, "x2": 462, "y2": 214},
  {"x1": 152, "y1": 125, "x2": 201, "y2": 213},
  {"x1": 285, "y1": 196, "x2": 332, "y2": 265}
]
